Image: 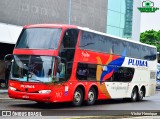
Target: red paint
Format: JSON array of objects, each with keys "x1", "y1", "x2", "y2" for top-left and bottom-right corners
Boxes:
[{"x1": 8, "y1": 24, "x2": 112, "y2": 103}]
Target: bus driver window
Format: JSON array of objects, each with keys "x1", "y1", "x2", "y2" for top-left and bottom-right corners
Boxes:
[{"x1": 56, "y1": 58, "x2": 65, "y2": 80}]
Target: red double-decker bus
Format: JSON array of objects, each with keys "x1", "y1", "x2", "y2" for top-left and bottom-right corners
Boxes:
[{"x1": 7, "y1": 24, "x2": 157, "y2": 106}]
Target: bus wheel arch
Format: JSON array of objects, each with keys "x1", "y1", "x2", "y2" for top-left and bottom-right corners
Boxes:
[
  {"x1": 131, "y1": 86, "x2": 138, "y2": 102},
  {"x1": 86, "y1": 85, "x2": 98, "y2": 105},
  {"x1": 72, "y1": 85, "x2": 85, "y2": 106},
  {"x1": 138, "y1": 86, "x2": 146, "y2": 101}
]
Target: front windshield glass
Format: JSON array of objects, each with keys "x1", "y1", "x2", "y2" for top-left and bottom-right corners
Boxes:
[
  {"x1": 16, "y1": 28, "x2": 62, "y2": 49},
  {"x1": 11, "y1": 55, "x2": 54, "y2": 83}
]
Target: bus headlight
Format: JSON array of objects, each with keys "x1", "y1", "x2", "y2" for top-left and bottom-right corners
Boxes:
[
  {"x1": 38, "y1": 90, "x2": 51, "y2": 94},
  {"x1": 9, "y1": 86, "x2": 17, "y2": 91}
]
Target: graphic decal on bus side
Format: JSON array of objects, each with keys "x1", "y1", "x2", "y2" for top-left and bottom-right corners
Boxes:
[
  {"x1": 96, "y1": 49, "x2": 126, "y2": 98},
  {"x1": 96, "y1": 56, "x2": 111, "y2": 98},
  {"x1": 100, "y1": 49, "x2": 126, "y2": 84}
]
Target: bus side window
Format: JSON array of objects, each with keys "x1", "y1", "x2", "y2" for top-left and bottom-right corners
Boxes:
[
  {"x1": 77, "y1": 63, "x2": 89, "y2": 80},
  {"x1": 59, "y1": 29, "x2": 79, "y2": 81},
  {"x1": 56, "y1": 58, "x2": 66, "y2": 81}
]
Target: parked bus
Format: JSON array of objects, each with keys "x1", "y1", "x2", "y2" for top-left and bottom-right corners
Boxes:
[{"x1": 7, "y1": 24, "x2": 157, "y2": 106}]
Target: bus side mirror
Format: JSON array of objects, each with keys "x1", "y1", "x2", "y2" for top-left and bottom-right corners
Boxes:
[{"x1": 4, "y1": 54, "x2": 13, "y2": 61}]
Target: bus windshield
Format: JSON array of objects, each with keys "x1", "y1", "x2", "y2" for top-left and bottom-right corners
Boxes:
[
  {"x1": 11, "y1": 55, "x2": 54, "y2": 83},
  {"x1": 16, "y1": 28, "x2": 62, "y2": 49}
]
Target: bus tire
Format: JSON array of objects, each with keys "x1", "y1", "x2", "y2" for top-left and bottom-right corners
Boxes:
[
  {"x1": 72, "y1": 87, "x2": 83, "y2": 106},
  {"x1": 131, "y1": 87, "x2": 138, "y2": 102},
  {"x1": 86, "y1": 87, "x2": 96, "y2": 105},
  {"x1": 138, "y1": 88, "x2": 144, "y2": 101}
]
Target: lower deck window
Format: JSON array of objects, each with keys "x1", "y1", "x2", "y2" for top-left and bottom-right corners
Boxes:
[{"x1": 76, "y1": 63, "x2": 135, "y2": 82}]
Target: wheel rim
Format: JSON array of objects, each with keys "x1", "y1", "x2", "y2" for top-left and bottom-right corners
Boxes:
[
  {"x1": 139, "y1": 90, "x2": 143, "y2": 99},
  {"x1": 74, "y1": 91, "x2": 81, "y2": 103},
  {"x1": 88, "y1": 91, "x2": 94, "y2": 102}
]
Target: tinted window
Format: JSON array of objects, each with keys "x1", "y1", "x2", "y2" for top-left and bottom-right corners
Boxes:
[
  {"x1": 76, "y1": 63, "x2": 96, "y2": 81},
  {"x1": 130, "y1": 43, "x2": 140, "y2": 58},
  {"x1": 112, "y1": 38, "x2": 125, "y2": 55},
  {"x1": 80, "y1": 31, "x2": 156, "y2": 61},
  {"x1": 141, "y1": 46, "x2": 156, "y2": 60},
  {"x1": 16, "y1": 28, "x2": 62, "y2": 49},
  {"x1": 112, "y1": 66, "x2": 134, "y2": 82},
  {"x1": 122, "y1": 41, "x2": 130, "y2": 56},
  {"x1": 141, "y1": 46, "x2": 149, "y2": 60},
  {"x1": 80, "y1": 31, "x2": 113, "y2": 53},
  {"x1": 59, "y1": 29, "x2": 79, "y2": 80},
  {"x1": 80, "y1": 31, "x2": 130, "y2": 56},
  {"x1": 79, "y1": 31, "x2": 96, "y2": 50},
  {"x1": 150, "y1": 48, "x2": 156, "y2": 60},
  {"x1": 103, "y1": 65, "x2": 135, "y2": 82},
  {"x1": 62, "y1": 29, "x2": 79, "y2": 48},
  {"x1": 76, "y1": 63, "x2": 134, "y2": 82}
]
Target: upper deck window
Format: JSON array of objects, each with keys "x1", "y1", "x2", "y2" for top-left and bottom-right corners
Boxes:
[
  {"x1": 79, "y1": 31, "x2": 156, "y2": 60},
  {"x1": 16, "y1": 28, "x2": 62, "y2": 49}
]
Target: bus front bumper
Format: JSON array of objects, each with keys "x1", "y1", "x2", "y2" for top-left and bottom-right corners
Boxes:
[{"x1": 8, "y1": 89, "x2": 53, "y2": 103}]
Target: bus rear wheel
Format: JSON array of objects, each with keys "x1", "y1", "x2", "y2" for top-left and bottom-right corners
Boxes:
[
  {"x1": 72, "y1": 87, "x2": 83, "y2": 106},
  {"x1": 86, "y1": 87, "x2": 96, "y2": 105},
  {"x1": 131, "y1": 87, "x2": 138, "y2": 102},
  {"x1": 138, "y1": 88, "x2": 144, "y2": 101}
]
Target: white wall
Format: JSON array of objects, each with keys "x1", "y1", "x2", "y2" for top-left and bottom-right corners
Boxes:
[
  {"x1": 132, "y1": 0, "x2": 141, "y2": 42},
  {"x1": 0, "y1": 23, "x2": 22, "y2": 44}
]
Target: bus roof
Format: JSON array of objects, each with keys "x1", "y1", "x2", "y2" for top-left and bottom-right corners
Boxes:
[
  {"x1": 23, "y1": 24, "x2": 156, "y2": 49},
  {"x1": 23, "y1": 24, "x2": 78, "y2": 29}
]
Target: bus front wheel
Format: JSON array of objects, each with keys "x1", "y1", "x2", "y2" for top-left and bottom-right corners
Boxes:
[
  {"x1": 86, "y1": 87, "x2": 96, "y2": 105},
  {"x1": 72, "y1": 87, "x2": 83, "y2": 106}
]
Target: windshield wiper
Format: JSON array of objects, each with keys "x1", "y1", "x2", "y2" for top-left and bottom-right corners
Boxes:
[
  {"x1": 10, "y1": 78, "x2": 19, "y2": 81},
  {"x1": 79, "y1": 43, "x2": 94, "y2": 47},
  {"x1": 29, "y1": 78, "x2": 44, "y2": 83}
]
